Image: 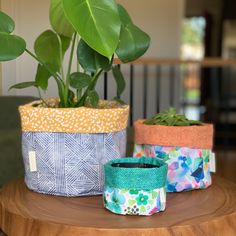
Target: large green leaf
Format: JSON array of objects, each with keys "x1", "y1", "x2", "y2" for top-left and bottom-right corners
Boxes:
[
  {"x1": 0, "y1": 32, "x2": 26, "y2": 61},
  {"x1": 116, "y1": 23, "x2": 150, "y2": 63},
  {"x1": 35, "y1": 64, "x2": 52, "y2": 90},
  {"x1": 62, "y1": 0, "x2": 121, "y2": 58},
  {"x1": 34, "y1": 30, "x2": 69, "y2": 72},
  {"x1": 34, "y1": 30, "x2": 60, "y2": 71},
  {"x1": 117, "y1": 4, "x2": 132, "y2": 27},
  {"x1": 70, "y1": 72, "x2": 92, "y2": 89},
  {"x1": 112, "y1": 65, "x2": 126, "y2": 98},
  {"x1": 9, "y1": 81, "x2": 37, "y2": 90},
  {"x1": 77, "y1": 39, "x2": 111, "y2": 72},
  {"x1": 0, "y1": 11, "x2": 15, "y2": 33},
  {"x1": 50, "y1": 0, "x2": 74, "y2": 38}
]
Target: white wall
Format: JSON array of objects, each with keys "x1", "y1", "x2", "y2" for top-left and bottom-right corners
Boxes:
[
  {"x1": 117, "y1": 0, "x2": 185, "y2": 58},
  {"x1": 116, "y1": 0, "x2": 185, "y2": 115},
  {"x1": 1, "y1": 0, "x2": 185, "y2": 114},
  {"x1": 1, "y1": 0, "x2": 52, "y2": 96}
]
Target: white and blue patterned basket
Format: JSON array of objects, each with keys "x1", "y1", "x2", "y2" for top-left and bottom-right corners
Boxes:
[{"x1": 19, "y1": 99, "x2": 129, "y2": 196}]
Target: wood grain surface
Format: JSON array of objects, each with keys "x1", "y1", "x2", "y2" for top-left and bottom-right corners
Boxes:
[
  {"x1": 113, "y1": 57, "x2": 236, "y2": 67},
  {"x1": 1, "y1": 175, "x2": 236, "y2": 236}
]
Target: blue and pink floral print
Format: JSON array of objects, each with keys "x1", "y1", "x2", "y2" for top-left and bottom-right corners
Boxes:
[{"x1": 133, "y1": 145, "x2": 212, "y2": 192}]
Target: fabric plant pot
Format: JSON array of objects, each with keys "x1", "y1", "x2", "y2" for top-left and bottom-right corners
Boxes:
[
  {"x1": 103, "y1": 157, "x2": 168, "y2": 216},
  {"x1": 133, "y1": 120, "x2": 214, "y2": 192},
  {"x1": 19, "y1": 99, "x2": 129, "y2": 196}
]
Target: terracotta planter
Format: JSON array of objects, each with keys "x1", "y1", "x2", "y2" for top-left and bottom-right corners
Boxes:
[
  {"x1": 19, "y1": 99, "x2": 129, "y2": 196},
  {"x1": 133, "y1": 119, "x2": 214, "y2": 192}
]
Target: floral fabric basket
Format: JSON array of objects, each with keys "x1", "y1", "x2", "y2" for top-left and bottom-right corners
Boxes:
[
  {"x1": 103, "y1": 157, "x2": 168, "y2": 216},
  {"x1": 19, "y1": 99, "x2": 129, "y2": 196},
  {"x1": 133, "y1": 120, "x2": 214, "y2": 192}
]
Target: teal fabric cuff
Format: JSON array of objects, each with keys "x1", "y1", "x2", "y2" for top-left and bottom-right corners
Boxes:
[{"x1": 104, "y1": 157, "x2": 168, "y2": 190}]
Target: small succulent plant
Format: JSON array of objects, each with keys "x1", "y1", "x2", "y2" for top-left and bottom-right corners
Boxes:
[{"x1": 144, "y1": 108, "x2": 203, "y2": 126}]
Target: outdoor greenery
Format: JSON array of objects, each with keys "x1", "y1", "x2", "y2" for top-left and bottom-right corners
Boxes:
[
  {"x1": 182, "y1": 17, "x2": 205, "y2": 45},
  {"x1": 144, "y1": 108, "x2": 202, "y2": 126},
  {"x1": 0, "y1": 0, "x2": 150, "y2": 108}
]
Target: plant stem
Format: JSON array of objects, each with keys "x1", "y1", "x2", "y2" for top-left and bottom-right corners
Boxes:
[
  {"x1": 57, "y1": 35, "x2": 65, "y2": 82},
  {"x1": 91, "y1": 69, "x2": 103, "y2": 90},
  {"x1": 64, "y1": 33, "x2": 77, "y2": 107},
  {"x1": 76, "y1": 35, "x2": 80, "y2": 72},
  {"x1": 37, "y1": 88, "x2": 49, "y2": 107}
]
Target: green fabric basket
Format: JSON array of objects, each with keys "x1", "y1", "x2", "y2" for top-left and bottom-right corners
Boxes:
[{"x1": 103, "y1": 157, "x2": 168, "y2": 216}]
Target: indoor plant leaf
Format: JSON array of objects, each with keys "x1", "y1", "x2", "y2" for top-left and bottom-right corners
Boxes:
[
  {"x1": 9, "y1": 81, "x2": 37, "y2": 90},
  {"x1": 34, "y1": 30, "x2": 61, "y2": 71},
  {"x1": 116, "y1": 23, "x2": 150, "y2": 63},
  {"x1": 87, "y1": 90, "x2": 99, "y2": 107},
  {"x1": 112, "y1": 65, "x2": 126, "y2": 98},
  {"x1": 0, "y1": 32, "x2": 26, "y2": 61},
  {"x1": 70, "y1": 72, "x2": 92, "y2": 89},
  {"x1": 49, "y1": 0, "x2": 74, "y2": 38},
  {"x1": 0, "y1": 11, "x2": 15, "y2": 33},
  {"x1": 62, "y1": 0, "x2": 121, "y2": 58},
  {"x1": 117, "y1": 4, "x2": 132, "y2": 27},
  {"x1": 68, "y1": 89, "x2": 76, "y2": 107},
  {"x1": 77, "y1": 39, "x2": 111, "y2": 73},
  {"x1": 35, "y1": 64, "x2": 52, "y2": 91},
  {"x1": 34, "y1": 30, "x2": 69, "y2": 72},
  {"x1": 60, "y1": 35, "x2": 71, "y2": 52}
]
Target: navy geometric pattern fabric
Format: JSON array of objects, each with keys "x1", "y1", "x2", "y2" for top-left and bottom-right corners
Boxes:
[{"x1": 22, "y1": 130, "x2": 126, "y2": 196}]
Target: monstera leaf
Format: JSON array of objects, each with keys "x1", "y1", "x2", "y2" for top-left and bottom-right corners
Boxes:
[
  {"x1": 9, "y1": 81, "x2": 37, "y2": 90},
  {"x1": 77, "y1": 39, "x2": 111, "y2": 73},
  {"x1": 62, "y1": 0, "x2": 121, "y2": 58},
  {"x1": 0, "y1": 33, "x2": 26, "y2": 61},
  {"x1": 0, "y1": 12, "x2": 26, "y2": 61},
  {"x1": 34, "y1": 30, "x2": 70, "y2": 72},
  {"x1": 50, "y1": 0, "x2": 74, "y2": 38},
  {"x1": 35, "y1": 64, "x2": 52, "y2": 91},
  {"x1": 116, "y1": 24, "x2": 150, "y2": 63},
  {"x1": 70, "y1": 72, "x2": 92, "y2": 89},
  {"x1": 116, "y1": 5, "x2": 150, "y2": 63},
  {"x1": 117, "y1": 4, "x2": 132, "y2": 27},
  {"x1": 0, "y1": 11, "x2": 15, "y2": 33}
]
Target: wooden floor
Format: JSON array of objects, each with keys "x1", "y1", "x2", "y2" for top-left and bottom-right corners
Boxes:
[{"x1": 216, "y1": 149, "x2": 236, "y2": 183}]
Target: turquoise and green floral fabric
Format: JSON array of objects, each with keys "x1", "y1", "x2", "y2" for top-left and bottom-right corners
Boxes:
[
  {"x1": 133, "y1": 144, "x2": 212, "y2": 192},
  {"x1": 103, "y1": 186, "x2": 166, "y2": 216}
]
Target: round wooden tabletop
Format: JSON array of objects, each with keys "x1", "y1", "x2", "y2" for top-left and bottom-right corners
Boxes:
[{"x1": 1, "y1": 175, "x2": 236, "y2": 236}]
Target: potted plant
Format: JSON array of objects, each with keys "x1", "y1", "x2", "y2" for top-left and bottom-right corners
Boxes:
[
  {"x1": 133, "y1": 108, "x2": 214, "y2": 192},
  {"x1": 0, "y1": 0, "x2": 150, "y2": 196}
]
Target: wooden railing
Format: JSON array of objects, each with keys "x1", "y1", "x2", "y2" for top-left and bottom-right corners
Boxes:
[{"x1": 114, "y1": 57, "x2": 236, "y2": 66}]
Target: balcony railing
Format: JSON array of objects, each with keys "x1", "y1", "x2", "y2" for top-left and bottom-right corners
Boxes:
[{"x1": 101, "y1": 57, "x2": 236, "y2": 148}]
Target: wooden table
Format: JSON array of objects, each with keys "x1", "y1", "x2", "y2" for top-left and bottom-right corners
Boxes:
[{"x1": 0, "y1": 175, "x2": 236, "y2": 236}]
